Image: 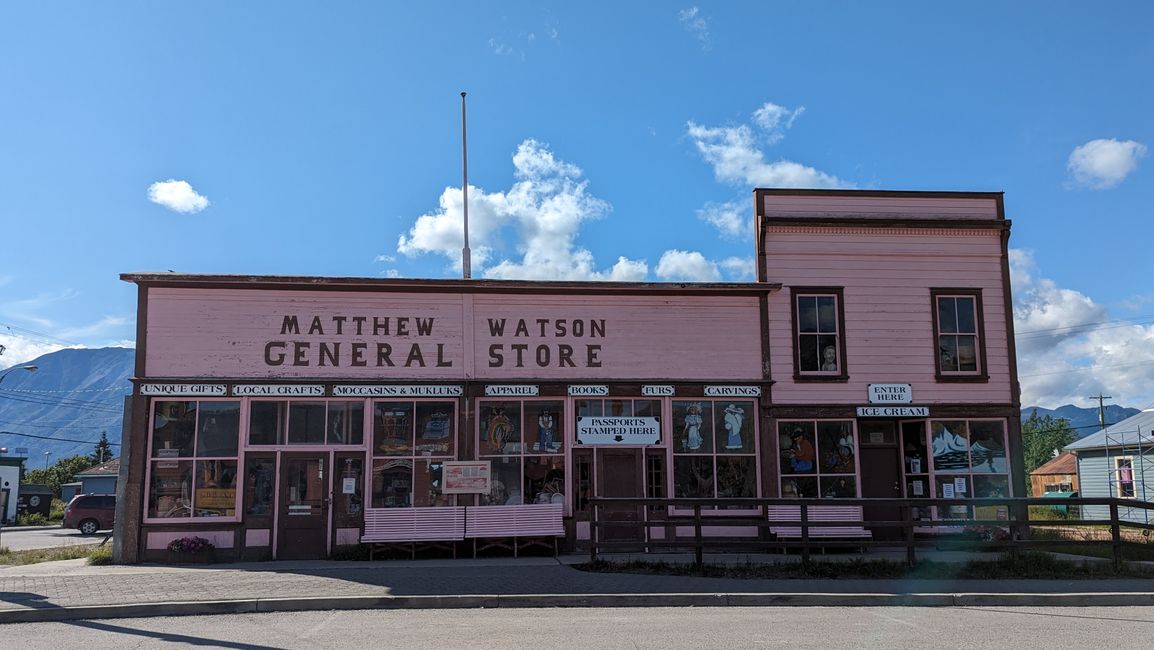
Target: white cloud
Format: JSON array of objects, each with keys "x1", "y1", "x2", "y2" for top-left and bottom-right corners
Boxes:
[
  {"x1": 697, "y1": 200, "x2": 748, "y2": 239},
  {"x1": 0, "y1": 334, "x2": 68, "y2": 367},
  {"x1": 1012, "y1": 249, "x2": 1154, "y2": 409},
  {"x1": 147, "y1": 179, "x2": 210, "y2": 214},
  {"x1": 398, "y1": 139, "x2": 647, "y2": 281},
  {"x1": 488, "y1": 38, "x2": 513, "y2": 56},
  {"x1": 374, "y1": 254, "x2": 396, "y2": 263},
  {"x1": 678, "y1": 6, "x2": 711, "y2": 51},
  {"x1": 719, "y1": 256, "x2": 755, "y2": 281},
  {"x1": 58, "y1": 316, "x2": 131, "y2": 340},
  {"x1": 655, "y1": 250, "x2": 721, "y2": 282},
  {"x1": 687, "y1": 101, "x2": 847, "y2": 189},
  {"x1": 1067, "y1": 138, "x2": 1147, "y2": 189}
]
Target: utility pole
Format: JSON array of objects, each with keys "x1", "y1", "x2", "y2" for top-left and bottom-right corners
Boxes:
[
  {"x1": 460, "y1": 91, "x2": 471, "y2": 280},
  {"x1": 1088, "y1": 393, "x2": 1112, "y2": 430}
]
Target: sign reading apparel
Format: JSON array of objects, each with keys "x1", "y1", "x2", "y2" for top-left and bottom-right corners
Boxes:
[{"x1": 576, "y1": 416, "x2": 660, "y2": 445}]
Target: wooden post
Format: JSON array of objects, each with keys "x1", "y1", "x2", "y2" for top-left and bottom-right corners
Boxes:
[
  {"x1": 589, "y1": 502, "x2": 598, "y2": 564},
  {"x1": 693, "y1": 504, "x2": 703, "y2": 569},
  {"x1": 903, "y1": 504, "x2": 916, "y2": 567},
  {"x1": 800, "y1": 503, "x2": 811, "y2": 566},
  {"x1": 1109, "y1": 501, "x2": 1122, "y2": 571}
]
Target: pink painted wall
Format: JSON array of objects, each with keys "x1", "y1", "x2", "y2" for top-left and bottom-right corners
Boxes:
[
  {"x1": 144, "y1": 288, "x2": 765, "y2": 381},
  {"x1": 146, "y1": 529, "x2": 235, "y2": 550},
  {"x1": 760, "y1": 195, "x2": 999, "y2": 220},
  {"x1": 764, "y1": 226, "x2": 1013, "y2": 403}
]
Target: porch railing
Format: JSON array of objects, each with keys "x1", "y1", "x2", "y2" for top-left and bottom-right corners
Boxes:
[{"x1": 587, "y1": 496, "x2": 1154, "y2": 569}]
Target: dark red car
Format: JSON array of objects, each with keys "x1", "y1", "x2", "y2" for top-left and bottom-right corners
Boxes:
[{"x1": 63, "y1": 494, "x2": 116, "y2": 535}]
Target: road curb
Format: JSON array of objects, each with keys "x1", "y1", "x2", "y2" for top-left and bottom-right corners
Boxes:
[{"x1": 3, "y1": 591, "x2": 1154, "y2": 623}]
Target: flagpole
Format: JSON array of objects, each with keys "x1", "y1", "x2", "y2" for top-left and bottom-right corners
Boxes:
[{"x1": 460, "y1": 91, "x2": 471, "y2": 279}]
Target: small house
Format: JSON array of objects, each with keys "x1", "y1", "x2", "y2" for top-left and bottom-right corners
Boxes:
[{"x1": 1065, "y1": 409, "x2": 1154, "y2": 524}]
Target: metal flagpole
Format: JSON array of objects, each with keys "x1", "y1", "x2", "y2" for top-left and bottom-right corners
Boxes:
[{"x1": 460, "y1": 91, "x2": 471, "y2": 279}]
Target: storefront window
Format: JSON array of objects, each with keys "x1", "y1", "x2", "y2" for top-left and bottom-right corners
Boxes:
[
  {"x1": 249, "y1": 400, "x2": 366, "y2": 446},
  {"x1": 479, "y1": 399, "x2": 564, "y2": 505},
  {"x1": 779, "y1": 420, "x2": 857, "y2": 498},
  {"x1": 926, "y1": 419, "x2": 1010, "y2": 518},
  {"x1": 369, "y1": 400, "x2": 457, "y2": 508},
  {"x1": 673, "y1": 400, "x2": 757, "y2": 499},
  {"x1": 244, "y1": 456, "x2": 275, "y2": 517},
  {"x1": 148, "y1": 400, "x2": 241, "y2": 519}
]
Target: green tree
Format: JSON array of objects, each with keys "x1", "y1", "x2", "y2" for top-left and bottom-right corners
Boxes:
[
  {"x1": 1022, "y1": 409, "x2": 1077, "y2": 479},
  {"x1": 20, "y1": 455, "x2": 96, "y2": 498},
  {"x1": 91, "y1": 431, "x2": 113, "y2": 465}
]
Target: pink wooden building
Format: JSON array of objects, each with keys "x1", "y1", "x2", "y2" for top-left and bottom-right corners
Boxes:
[{"x1": 116, "y1": 189, "x2": 1021, "y2": 562}]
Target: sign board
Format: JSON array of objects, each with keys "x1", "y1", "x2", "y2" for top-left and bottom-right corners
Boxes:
[
  {"x1": 856, "y1": 406, "x2": 929, "y2": 418},
  {"x1": 642, "y1": 385, "x2": 675, "y2": 397},
  {"x1": 332, "y1": 385, "x2": 463, "y2": 397},
  {"x1": 576, "y1": 416, "x2": 661, "y2": 445},
  {"x1": 704, "y1": 385, "x2": 762, "y2": 397},
  {"x1": 568, "y1": 385, "x2": 608, "y2": 396},
  {"x1": 194, "y1": 488, "x2": 236, "y2": 510},
  {"x1": 232, "y1": 384, "x2": 325, "y2": 397},
  {"x1": 484, "y1": 385, "x2": 539, "y2": 397},
  {"x1": 867, "y1": 384, "x2": 913, "y2": 404},
  {"x1": 140, "y1": 383, "x2": 227, "y2": 397},
  {"x1": 443, "y1": 461, "x2": 491, "y2": 494},
  {"x1": 341, "y1": 477, "x2": 357, "y2": 494}
]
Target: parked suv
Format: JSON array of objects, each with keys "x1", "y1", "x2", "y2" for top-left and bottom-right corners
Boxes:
[{"x1": 63, "y1": 494, "x2": 116, "y2": 535}]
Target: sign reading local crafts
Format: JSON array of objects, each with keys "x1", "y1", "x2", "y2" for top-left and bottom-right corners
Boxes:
[
  {"x1": 576, "y1": 416, "x2": 661, "y2": 445},
  {"x1": 856, "y1": 406, "x2": 930, "y2": 417},
  {"x1": 867, "y1": 384, "x2": 913, "y2": 404},
  {"x1": 332, "y1": 385, "x2": 463, "y2": 397},
  {"x1": 568, "y1": 385, "x2": 608, "y2": 396},
  {"x1": 704, "y1": 385, "x2": 762, "y2": 397},
  {"x1": 140, "y1": 383, "x2": 227, "y2": 396},
  {"x1": 232, "y1": 384, "x2": 325, "y2": 397},
  {"x1": 485, "y1": 385, "x2": 539, "y2": 397},
  {"x1": 442, "y1": 461, "x2": 491, "y2": 494},
  {"x1": 642, "y1": 385, "x2": 675, "y2": 396}
]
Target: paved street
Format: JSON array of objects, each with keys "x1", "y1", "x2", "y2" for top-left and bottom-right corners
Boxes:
[
  {"x1": 0, "y1": 525, "x2": 103, "y2": 551},
  {"x1": 5, "y1": 606, "x2": 1154, "y2": 649}
]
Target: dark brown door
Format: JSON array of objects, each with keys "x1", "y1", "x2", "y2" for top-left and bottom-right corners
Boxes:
[
  {"x1": 597, "y1": 449, "x2": 643, "y2": 542},
  {"x1": 858, "y1": 421, "x2": 903, "y2": 541},
  {"x1": 277, "y1": 453, "x2": 330, "y2": 560}
]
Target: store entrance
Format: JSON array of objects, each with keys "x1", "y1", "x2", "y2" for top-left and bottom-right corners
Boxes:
[
  {"x1": 857, "y1": 420, "x2": 903, "y2": 541},
  {"x1": 597, "y1": 448, "x2": 643, "y2": 542},
  {"x1": 277, "y1": 453, "x2": 330, "y2": 560}
]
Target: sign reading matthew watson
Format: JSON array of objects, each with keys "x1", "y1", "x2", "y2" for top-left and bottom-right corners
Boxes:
[{"x1": 576, "y1": 416, "x2": 661, "y2": 445}]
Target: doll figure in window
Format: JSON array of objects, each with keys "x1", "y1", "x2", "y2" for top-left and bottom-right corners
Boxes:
[
  {"x1": 683, "y1": 403, "x2": 704, "y2": 450},
  {"x1": 486, "y1": 406, "x2": 513, "y2": 452},
  {"x1": 537, "y1": 410, "x2": 556, "y2": 452},
  {"x1": 784, "y1": 428, "x2": 815, "y2": 473},
  {"x1": 821, "y1": 345, "x2": 838, "y2": 372},
  {"x1": 723, "y1": 404, "x2": 745, "y2": 450}
]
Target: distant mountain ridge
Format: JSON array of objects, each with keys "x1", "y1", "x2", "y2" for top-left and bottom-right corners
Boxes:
[
  {"x1": 1021, "y1": 404, "x2": 1142, "y2": 438},
  {"x1": 0, "y1": 347, "x2": 134, "y2": 464}
]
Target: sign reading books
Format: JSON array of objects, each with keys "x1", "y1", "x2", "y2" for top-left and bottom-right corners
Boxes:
[
  {"x1": 442, "y1": 461, "x2": 492, "y2": 494},
  {"x1": 576, "y1": 416, "x2": 661, "y2": 445}
]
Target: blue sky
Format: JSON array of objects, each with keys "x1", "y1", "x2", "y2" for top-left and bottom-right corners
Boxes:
[{"x1": 1, "y1": 2, "x2": 1151, "y2": 409}]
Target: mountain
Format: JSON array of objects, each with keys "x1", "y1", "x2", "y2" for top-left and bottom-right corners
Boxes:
[
  {"x1": 1021, "y1": 404, "x2": 1142, "y2": 438},
  {"x1": 0, "y1": 347, "x2": 135, "y2": 467}
]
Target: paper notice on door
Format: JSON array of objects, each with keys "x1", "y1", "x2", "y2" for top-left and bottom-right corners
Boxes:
[
  {"x1": 342, "y1": 477, "x2": 357, "y2": 494},
  {"x1": 942, "y1": 483, "x2": 955, "y2": 499},
  {"x1": 953, "y1": 478, "x2": 967, "y2": 494},
  {"x1": 912, "y1": 480, "x2": 924, "y2": 497}
]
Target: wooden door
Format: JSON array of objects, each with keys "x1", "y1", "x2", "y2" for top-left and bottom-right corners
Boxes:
[
  {"x1": 597, "y1": 449, "x2": 643, "y2": 542},
  {"x1": 858, "y1": 420, "x2": 902, "y2": 541},
  {"x1": 277, "y1": 453, "x2": 330, "y2": 560}
]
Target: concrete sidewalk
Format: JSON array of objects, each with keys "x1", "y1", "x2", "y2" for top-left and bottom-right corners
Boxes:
[{"x1": 2, "y1": 554, "x2": 1153, "y2": 623}]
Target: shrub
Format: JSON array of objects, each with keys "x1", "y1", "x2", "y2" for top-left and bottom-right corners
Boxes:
[
  {"x1": 166, "y1": 536, "x2": 215, "y2": 553},
  {"x1": 88, "y1": 546, "x2": 113, "y2": 565},
  {"x1": 16, "y1": 513, "x2": 47, "y2": 526}
]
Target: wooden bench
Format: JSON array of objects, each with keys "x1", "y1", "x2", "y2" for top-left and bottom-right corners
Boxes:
[
  {"x1": 362, "y1": 506, "x2": 465, "y2": 559},
  {"x1": 465, "y1": 503, "x2": 565, "y2": 556},
  {"x1": 766, "y1": 505, "x2": 873, "y2": 545},
  {"x1": 360, "y1": 504, "x2": 565, "y2": 558}
]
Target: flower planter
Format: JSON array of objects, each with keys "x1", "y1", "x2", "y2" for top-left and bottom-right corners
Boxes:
[{"x1": 167, "y1": 549, "x2": 216, "y2": 564}]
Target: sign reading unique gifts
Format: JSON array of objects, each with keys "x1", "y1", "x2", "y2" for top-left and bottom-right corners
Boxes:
[
  {"x1": 442, "y1": 461, "x2": 491, "y2": 494},
  {"x1": 576, "y1": 416, "x2": 660, "y2": 445},
  {"x1": 140, "y1": 383, "x2": 227, "y2": 396}
]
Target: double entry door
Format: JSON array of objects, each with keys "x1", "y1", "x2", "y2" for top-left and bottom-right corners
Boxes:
[{"x1": 275, "y1": 452, "x2": 364, "y2": 560}]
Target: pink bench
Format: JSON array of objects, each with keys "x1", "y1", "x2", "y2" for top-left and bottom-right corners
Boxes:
[{"x1": 767, "y1": 505, "x2": 873, "y2": 541}]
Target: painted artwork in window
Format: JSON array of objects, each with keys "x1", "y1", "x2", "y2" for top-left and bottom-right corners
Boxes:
[
  {"x1": 937, "y1": 295, "x2": 980, "y2": 372},
  {"x1": 780, "y1": 422, "x2": 817, "y2": 475},
  {"x1": 779, "y1": 420, "x2": 857, "y2": 498},
  {"x1": 525, "y1": 400, "x2": 564, "y2": 453},
  {"x1": 931, "y1": 421, "x2": 970, "y2": 471},
  {"x1": 481, "y1": 403, "x2": 521, "y2": 455},
  {"x1": 818, "y1": 421, "x2": 855, "y2": 474},
  {"x1": 374, "y1": 402, "x2": 413, "y2": 456},
  {"x1": 968, "y1": 421, "x2": 1007, "y2": 473},
  {"x1": 797, "y1": 294, "x2": 840, "y2": 373},
  {"x1": 715, "y1": 403, "x2": 752, "y2": 453},
  {"x1": 673, "y1": 401, "x2": 713, "y2": 453}
]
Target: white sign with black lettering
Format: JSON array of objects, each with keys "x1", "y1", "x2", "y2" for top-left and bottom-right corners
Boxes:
[
  {"x1": 868, "y1": 384, "x2": 913, "y2": 404},
  {"x1": 484, "y1": 385, "x2": 539, "y2": 397},
  {"x1": 140, "y1": 383, "x2": 227, "y2": 396},
  {"x1": 856, "y1": 406, "x2": 929, "y2": 417},
  {"x1": 332, "y1": 385, "x2": 463, "y2": 397},
  {"x1": 704, "y1": 385, "x2": 762, "y2": 397},
  {"x1": 233, "y1": 384, "x2": 325, "y2": 397},
  {"x1": 642, "y1": 385, "x2": 675, "y2": 397},
  {"x1": 568, "y1": 385, "x2": 609, "y2": 397},
  {"x1": 576, "y1": 416, "x2": 661, "y2": 445}
]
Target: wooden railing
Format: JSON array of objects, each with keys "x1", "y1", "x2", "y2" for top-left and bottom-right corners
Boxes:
[{"x1": 587, "y1": 496, "x2": 1154, "y2": 569}]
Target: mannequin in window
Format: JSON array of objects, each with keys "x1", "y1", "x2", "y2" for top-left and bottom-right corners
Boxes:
[{"x1": 820, "y1": 345, "x2": 838, "y2": 372}]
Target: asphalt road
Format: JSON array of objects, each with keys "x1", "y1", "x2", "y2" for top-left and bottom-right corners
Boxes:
[
  {"x1": 0, "y1": 525, "x2": 105, "y2": 551},
  {"x1": 3, "y1": 606, "x2": 1154, "y2": 649}
]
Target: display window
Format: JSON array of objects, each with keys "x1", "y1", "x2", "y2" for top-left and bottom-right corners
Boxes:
[
  {"x1": 931, "y1": 289, "x2": 987, "y2": 378},
  {"x1": 369, "y1": 400, "x2": 457, "y2": 508},
  {"x1": 479, "y1": 399, "x2": 565, "y2": 506},
  {"x1": 903, "y1": 419, "x2": 1011, "y2": 520},
  {"x1": 778, "y1": 420, "x2": 857, "y2": 498},
  {"x1": 672, "y1": 400, "x2": 757, "y2": 499},
  {"x1": 791, "y1": 287, "x2": 848, "y2": 379},
  {"x1": 147, "y1": 399, "x2": 241, "y2": 520},
  {"x1": 248, "y1": 400, "x2": 365, "y2": 446}
]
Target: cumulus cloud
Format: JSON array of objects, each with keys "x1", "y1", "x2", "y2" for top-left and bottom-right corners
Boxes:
[
  {"x1": 696, "y1": 200, "x2": 748, "y2": 240},
  {"x1": 1012, "y1": 249, "x2": 1154, "y2": 408},
  {"x1": 397, "y1": 139, "x2": 647, "y2": 281},
  {"x1": 148, "y1": 179, "x2": 210, "y2": 214},
  {"x1": 0, "y1": 335, "x2": 68, "y2": 367},
  {"x1": 687, "y1": 101, "x2": 847, "y2": 189},
  {"x1": 1067, "y1": 138, "x2": 1147, "y2": 189},
  {"x1": 719, "y1": 256, "x2": 755, "y2": 281},
  {"x1": 678, "y1": 6, "x2": 711, "y2": 51},
  {"x1": 655, "y1": 250, "x2": 721, "y2": 282}
]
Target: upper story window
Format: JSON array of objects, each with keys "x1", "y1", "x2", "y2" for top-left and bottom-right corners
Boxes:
[
  {"x1": 791, "y1": 287, "x2": 847, "y2": 380},
  {"x1": 931, "y1": 289, "x2": 987, "y2": 380}
]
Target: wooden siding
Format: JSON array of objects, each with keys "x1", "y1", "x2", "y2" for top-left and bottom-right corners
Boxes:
[
  {"x1": 765, "y1": 227, "x2": 1012, "y2": 403},
  {"x1": 143, "y1": 288, "x2": 765, "y2": 381},
  {"x1": 760, "y1": 195, "x2": 999, "y2": 220},
  {"x1": 1076, "y1": 450, "x2": 1154, "y2": 523}
]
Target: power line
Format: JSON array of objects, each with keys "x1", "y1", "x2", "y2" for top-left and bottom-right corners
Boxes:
[
  {"x1": 0, "y1": 418, "x2": 116, "y2": 429},
  {"x1": 0, "y1": 392, "x2": 122, "y2": 414},
  {"x1": 0, "y1": 322, "x2": 83, "y2": 347},
  {"x1": 3, "y1": 386, "x2": 129, "y2": 394},
  {"x1": 1015, "y1": 314, "x2": 1154, "y2": 336},
  {"x1": 0, "y1": 430, "x2": 120, "y2": 446}
]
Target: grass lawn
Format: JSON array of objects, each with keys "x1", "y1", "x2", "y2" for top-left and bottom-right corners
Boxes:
[{"x1": 0, "y1": 544, "x2": 102, "y2": 566}]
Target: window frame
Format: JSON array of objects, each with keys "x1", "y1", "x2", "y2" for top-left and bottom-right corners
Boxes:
[
  {"x1": 930, "y1": 288, "x2": 989, "y2": 382},
  {"x1": 670, "y1": 398, "x2": 760, "y2": 502},
  {"x1": 777, "y1": 419, "x2": 859, "y2": 499},
  {"x1": 368, "y1": 397, "x2": 460, "y2": 509},
  {"x1": 476, "y1": 397, "x2": 566, "y2": 508},
  {"x1": 1114, "y1": 457, "x2": 1136, "y2": 499},
  {"x1": 144, "y1": 398, "x2": 242, "y2": 523},
  {"x1": 789, "y1": 286, "x2": 849, "y2": 381}
]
